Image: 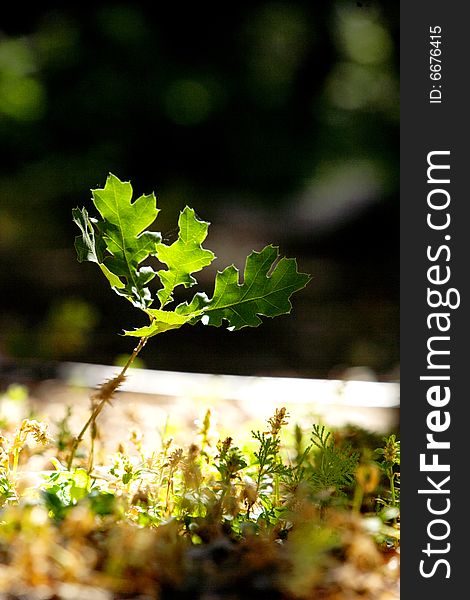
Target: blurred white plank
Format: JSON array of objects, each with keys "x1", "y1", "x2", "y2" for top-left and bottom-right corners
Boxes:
[{"x1": 59, "y1": 362, "x2": 399, "y2": 409}]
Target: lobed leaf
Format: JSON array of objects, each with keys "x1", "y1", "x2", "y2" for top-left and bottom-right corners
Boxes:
[
  {"x1": 124, "y1": 308, "x2": 195, "y2": 337},
  {"x1": 92, "y1": 174, "x2": 162, "y2": 308},
  {"x1": 72, "y1": 207, "x2": 126, "y2": 291},
  {"x1": 194, "y1": 245, "x2": 312, "y2": 330},
  {"x1": 155, "y1": 206, "x2": 215, "y2": 307},
  {"x1": 124, "y1": 246, "x2": 311, "y2": 337},
  {"x1": 74, "y1": 174, "x2": 162, "y2": 309}
]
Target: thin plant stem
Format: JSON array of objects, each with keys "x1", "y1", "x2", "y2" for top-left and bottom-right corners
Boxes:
[
  {"x1": 352, "y1": 483, "x2": 363, "y2": 513},
  {"x1": 67, "y1": 336, "x2": 148, "y2": 470},
  {"x1": 389, "y1": 468, "x2": 396, "y2": 506},
  {"x1": 11, "y1": 448, "x2": 20, "y2": 478}
]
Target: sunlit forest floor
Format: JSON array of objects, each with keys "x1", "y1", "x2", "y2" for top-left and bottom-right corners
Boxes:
[{"x1": 1, "y1": 371, "x2": 399, "y2": 599}]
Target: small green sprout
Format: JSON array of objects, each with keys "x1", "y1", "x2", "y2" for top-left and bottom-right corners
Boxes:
[
  {"x1": 375, "y1": 433, "x2": 400, "y2": 510},
  {"x1": 69, "y1": 173, "x2": 311, "y2": 468}
]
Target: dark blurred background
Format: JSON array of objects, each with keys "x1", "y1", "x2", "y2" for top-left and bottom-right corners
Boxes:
[{"x1": 0, "y1": 1, "x2": 399, "y2": 381}]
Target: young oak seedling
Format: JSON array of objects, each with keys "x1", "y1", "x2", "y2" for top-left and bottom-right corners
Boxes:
[{"x1": 70, "y1": 173, "x2": 311, "y2": 468}]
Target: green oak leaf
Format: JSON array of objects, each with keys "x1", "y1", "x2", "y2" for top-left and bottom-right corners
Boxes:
[
  {"x1": 124, "y1": 308, "x2": 195, "y2": 337},
  {"x1": 72, "y1": 207, "x2": 125, "y2": 291},
  {"x1": 155, "y1": 206, "x2": 215, "y2": 307},
  {"x1": 199, "y1": 245, "x2": 312, "y2": 330},
  {"x1": 72, "y1": 207, "x2": 104, "y2": 264},
  {"x1": 123, "y1": 246, "x2": 310, "y2": 337},
  {"x1": 75, "y1": 173, "x2": 162, "y2": 309},
  {"x1": 124, "y1": 293, "x2": 210, "y2": 338}
]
